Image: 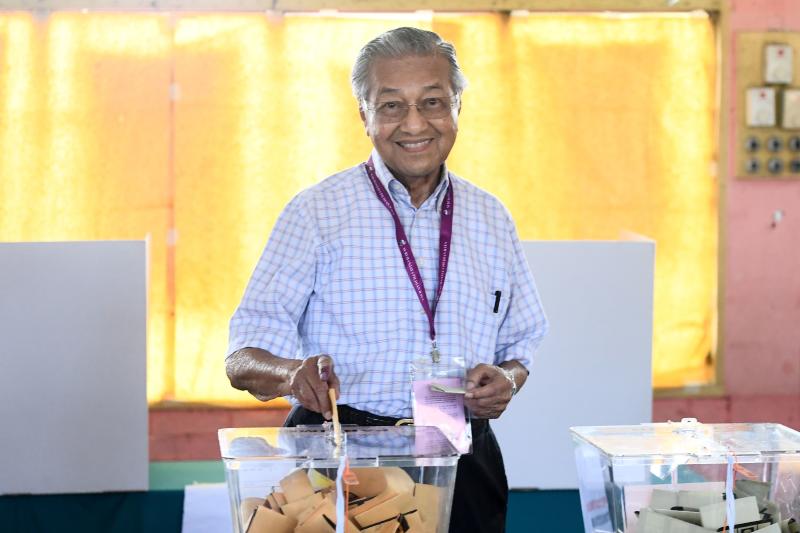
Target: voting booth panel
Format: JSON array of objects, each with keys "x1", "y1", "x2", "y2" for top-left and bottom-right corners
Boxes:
[
  {"x1": 493, "y1": 241, "x2": 654, "y2": 490},
  {"x1": 0, "y1": 241, "x2": 148, "y2": 495}
]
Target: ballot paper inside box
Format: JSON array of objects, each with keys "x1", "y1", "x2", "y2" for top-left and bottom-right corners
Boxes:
[
  {"x1": 570, "y1": 422, "x2": 800, "y2": 533},
  {"x1": 218, "y1": 425, "x2": 459, "y2": 533}
]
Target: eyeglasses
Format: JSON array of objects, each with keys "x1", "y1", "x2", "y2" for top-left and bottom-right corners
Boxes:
[{"x1": 365, "y1": 95, "x2": 459, "y2": 123}]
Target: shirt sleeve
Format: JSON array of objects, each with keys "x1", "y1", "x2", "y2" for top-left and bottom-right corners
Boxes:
[
  {"x1": 493, "y1": 216, "x2": 549, "y2": 370},
  {"x1": 227, "y1": 193, "x2": 319, "y2": 360}
]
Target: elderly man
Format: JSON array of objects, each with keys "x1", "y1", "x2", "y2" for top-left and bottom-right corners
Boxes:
[{"x1": 227, "y1": 26, "x2": 548, "y2": 533}]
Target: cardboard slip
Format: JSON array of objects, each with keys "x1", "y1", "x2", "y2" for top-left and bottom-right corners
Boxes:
[
  {"x1": 699, "y1": 496, "x2": 760, "y2": 529},
  {"x1": 637, "y1": 509, "x2": 710, "y2": 533},
  {"x1": 429, "y1": 383, "x2": 466, "y2": 394}
]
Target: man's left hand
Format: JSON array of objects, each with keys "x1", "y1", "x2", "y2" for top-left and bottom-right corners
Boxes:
[{"x1": 463, "y1": 363, "x2": 514, "y2": 419}]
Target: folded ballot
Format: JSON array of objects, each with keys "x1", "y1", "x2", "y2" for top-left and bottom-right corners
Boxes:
[
  {"x1": 243, "y1": 467, "x2": 441, "y2": 533},
  {"x1": 638, "y1": 509, "x2": 711, "y2": 533},
  {"x1": 634, "y1": 484, "x2": 799, "y2": 533},
  {"x1": 699, "y1": 496, "x2": 759, "y2": 529}
]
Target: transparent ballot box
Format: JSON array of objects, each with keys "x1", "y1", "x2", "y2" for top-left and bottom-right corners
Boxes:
[
  {"x1": 218, "y1": 425, "x2": 459, "y2": 533},
  {"x1": 571, "y1": 421, "x2": 800, "y2": 533}
]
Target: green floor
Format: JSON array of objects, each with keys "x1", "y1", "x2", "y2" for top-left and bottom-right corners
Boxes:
[{"x1": 0, "y1": 462, "x2": 585, "y2": 533}]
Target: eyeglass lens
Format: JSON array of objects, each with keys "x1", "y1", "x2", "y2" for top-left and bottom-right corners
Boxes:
[{"x1": 373, "y1": 97, "x2": 455, "y2": 122}]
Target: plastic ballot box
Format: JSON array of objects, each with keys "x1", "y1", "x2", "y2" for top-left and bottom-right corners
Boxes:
[
  {"x1": 571, "y1": 421, "x2": 800, "y2": 533},
  {"x1": 219, "y1": 425, "x2": 459, "y2": 533}
]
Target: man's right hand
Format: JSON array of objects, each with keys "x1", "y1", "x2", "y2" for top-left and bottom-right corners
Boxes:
[
  {"x1": 288, "y1": 354, "x2": 340, "y2": 420},
  {"x1": 226, "y1": 348, "x2": 341, "y2": 418}
]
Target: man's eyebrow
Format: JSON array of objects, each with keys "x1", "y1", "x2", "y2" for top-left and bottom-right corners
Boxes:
[{"x1": 375, "y1": 83, "x2": 447, "y2": 97}]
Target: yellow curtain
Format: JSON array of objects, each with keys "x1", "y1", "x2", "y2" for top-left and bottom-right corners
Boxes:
[
  {"x1": 437, "y1": 13, "x2": 718, "y2": 389},
  {"x1": 0, "y1": 12, "x2": 175, "y2": 400},
  {"x1": 0, "y1": 11, "x2": 716, "y2": 403}
]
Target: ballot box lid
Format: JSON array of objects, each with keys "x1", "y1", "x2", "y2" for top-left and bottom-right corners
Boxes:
[
  {"x1": 570, "y1": 421, "x2": 800, "y2": 461},
  {"x1": 219, "y1": 425, "x2": 459, "y2": 464}
]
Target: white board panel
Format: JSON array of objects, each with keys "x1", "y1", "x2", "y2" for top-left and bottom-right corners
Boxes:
[
  {"x1": 492, "y1": 241, "x2": 654, "y2": 489},
  {"x1": 182, "y1": 484, "x2": 233, "y2": 533},
  {"x1": 0, "y1": 241, "x2": 148, "y2": 494}
]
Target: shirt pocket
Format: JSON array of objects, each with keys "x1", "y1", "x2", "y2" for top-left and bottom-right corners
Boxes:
[
  {"x1": 443, "y1": 276, "x2": 506, "y2": 359},
  {"x1": 489, "y1": 288, "x2": 510, "y2": 317}
]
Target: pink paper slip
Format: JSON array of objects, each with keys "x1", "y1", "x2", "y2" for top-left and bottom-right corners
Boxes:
[{"x1": 412, "y1": 377, "x2": 471, "y2": 454}]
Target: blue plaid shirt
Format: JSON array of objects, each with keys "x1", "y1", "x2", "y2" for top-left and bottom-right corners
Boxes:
[{"x1": 229, "y1": 149, "x2": 548, "y2": 417}]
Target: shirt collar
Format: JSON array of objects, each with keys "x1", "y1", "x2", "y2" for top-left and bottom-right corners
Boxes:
[{"x1": 369, "y1": 148, "x2": 451, "y2": 212}]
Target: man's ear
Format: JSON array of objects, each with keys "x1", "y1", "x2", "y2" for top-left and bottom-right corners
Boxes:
[
  {"x1": 450, "y1": 101, "x2": 462, "y2": 125},
  {"x1": 359, "y1": 108, "x2": 371, "y2": 136}
]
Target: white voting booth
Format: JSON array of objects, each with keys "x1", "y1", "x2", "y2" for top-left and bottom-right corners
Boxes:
[
  {"x1": 0, "y1": 241, "x2": 148, "y2": 495},
  {"x1": 493, "y1": 240, "x2": 655, "y2": 489}
]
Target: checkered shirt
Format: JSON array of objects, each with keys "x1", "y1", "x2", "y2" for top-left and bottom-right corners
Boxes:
[{"x1": 229, "y1": 149, "x2": 548, "y2": 418}]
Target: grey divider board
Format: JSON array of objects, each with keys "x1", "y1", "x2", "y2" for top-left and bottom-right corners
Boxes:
[
  {"x1": 0, "y1": 241, "x2": 148, "y2": 494},
  {"x1": 492, "y1": 241, "x2": 654, "y2": 489}
]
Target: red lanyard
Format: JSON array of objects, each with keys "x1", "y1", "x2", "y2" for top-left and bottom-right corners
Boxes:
[{"x1": 364, "y1": 157, "x2": 453, "y2": 363}]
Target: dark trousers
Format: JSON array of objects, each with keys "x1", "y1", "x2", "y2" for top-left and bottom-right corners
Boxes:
[{"x1": 284, "y1": 405, "x2": 509, "y2": 533}]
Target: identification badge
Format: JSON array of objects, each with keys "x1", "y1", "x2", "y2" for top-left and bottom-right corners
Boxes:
[{"x1": 411, "y1": 357, "x2": 472, "y2": 455}]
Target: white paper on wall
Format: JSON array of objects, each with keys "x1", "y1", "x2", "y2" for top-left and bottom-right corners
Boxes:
[
  {"x1": 782, "y1": 89, "x2": 800, "y2": 129},
  {"x1": 765, "y1": 43, "x2": 794, "y2": 84},
  {"x1": 746, "y1": 87, "x2": 777, "y2": 127}
]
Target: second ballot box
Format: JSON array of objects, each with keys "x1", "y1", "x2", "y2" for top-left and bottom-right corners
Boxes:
[
  {"x1": 571, "y1": 420, "x2": 800, "y2": 533},
  {"x1": 219, "y1": 425, "x2": 459, "y2": 533}
]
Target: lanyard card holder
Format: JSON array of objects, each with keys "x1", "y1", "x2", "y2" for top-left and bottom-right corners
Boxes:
[{"x1": 411, "y1": 357, "x2": 472, "y2": 455}]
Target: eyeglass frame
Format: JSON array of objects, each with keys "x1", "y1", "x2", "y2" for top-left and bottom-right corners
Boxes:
[{"x1": 361, "y1": 94, "x2": 461, "y2": 123}]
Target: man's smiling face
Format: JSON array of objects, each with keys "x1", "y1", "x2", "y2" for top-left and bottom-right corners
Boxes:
[{"x1": 360, "y1": 54, "x2": 459, "y2": 186}]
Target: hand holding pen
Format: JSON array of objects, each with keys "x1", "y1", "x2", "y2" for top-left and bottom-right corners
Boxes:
[{"x1": 288, "y1": 354, "x2": 340, "y2": 420}]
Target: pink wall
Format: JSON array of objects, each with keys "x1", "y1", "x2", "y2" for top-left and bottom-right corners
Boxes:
[
  {"x1": 654, "y1": 0, "x2": 800, "y2": 428},
  {"x1": 725, "y1": 0, "x2": 800, "y2": 393}
]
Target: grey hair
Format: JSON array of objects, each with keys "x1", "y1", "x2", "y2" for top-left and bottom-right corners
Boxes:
[{"x1": 351, "y1": 27, "x2": 468, "y2": 106}]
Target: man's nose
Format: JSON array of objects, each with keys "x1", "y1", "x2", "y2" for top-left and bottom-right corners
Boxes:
[{"x1": 399, "y1": 104, "x2": 428, "y2": 133}]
